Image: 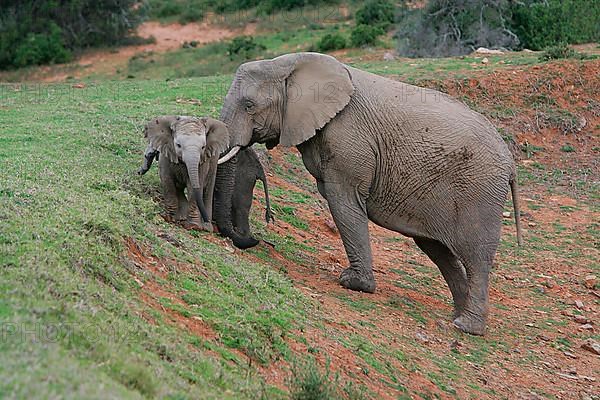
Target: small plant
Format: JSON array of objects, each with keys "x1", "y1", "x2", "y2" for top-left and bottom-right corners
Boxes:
[
  {"x1": 560, "y1": 144, "x2": 575, "y2": 152},
  {"x1": 316, "y1": 32, "x2": 347, "y2": 52},
  {"x1": 355, "y1": 0, "x2": 395, "y2": 30},
  {"x1": 538, "y1": 43, "x2": 576, "y2": 61},
  {"x1": 13, "y1": 22, "x2": 71, "y2": 67},
  {"x1": 179, "y1": 5, "x2": 204, "y2": 24},
  {"x1": 288, "y1": 357, "x2": 338, "y2": 400},
  {"x1": 227, "y1": 36, "x2": 266, "y2": 61},
  {"x1": 350, "y1": 24, "x2": 384, "y2": 47}
]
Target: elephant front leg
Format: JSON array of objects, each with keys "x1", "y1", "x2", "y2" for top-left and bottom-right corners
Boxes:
[
  {"x1": 161, "y1": 179, "x2": 181, "y2": 223},
  {"x1": 323, "y1": 182, "x2": 376, "y2": 293}
]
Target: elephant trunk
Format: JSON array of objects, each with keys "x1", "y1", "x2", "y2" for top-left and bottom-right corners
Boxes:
[
  {"x1": 214, "y1": 155, "x2": 259, "y2": 249},
  {"x1": 184, "y1": 154, "x2": 209, "y2": 223}
]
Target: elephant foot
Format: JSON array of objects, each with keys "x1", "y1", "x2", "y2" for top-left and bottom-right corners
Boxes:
[
  {"x1": 453, "y1": 311, "x2": 486, "y2": 336},
  {"x1": 161, "y1": 214, "x2": 175, "y2": 223},
  {"x1": 339, "y1": 267, "x2": 376, "y2": 293},
  {"x1": 182, "y1": 221, "x2": 213, "y2": 232},
  {"x1": 232, "y1": 235, "x2": 259, "y2": 249}
]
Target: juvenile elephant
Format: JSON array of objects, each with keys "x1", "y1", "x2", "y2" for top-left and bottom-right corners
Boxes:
[
  {"x1": 139, "y1": 115, "x2": 229, "y2": 231},
  {"x1": 139, "y1": 117, "x2": 272, "y2": 245},
  {"x1": 214, "y1": 52, "x2": 523, "y2": 335},
  {"x1": 230, "y1": 147, "x2": 274, "y2": 238}
]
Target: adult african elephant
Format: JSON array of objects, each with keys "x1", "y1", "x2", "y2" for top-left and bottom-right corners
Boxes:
[{"x1": 214, "y1": 52, "x2": 522, "y2": 335}]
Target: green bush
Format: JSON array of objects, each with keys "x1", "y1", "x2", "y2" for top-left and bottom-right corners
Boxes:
[
  {"x1": 350, "y1": 24, "x2": 384, "y2": 47},
  {"x1": 538, "y1": 43, "x2": 577, "y2": 61},
  {"x1": 512, "y1": 0, "x2": 600, "y2": 50},
  {"x1": 355, "y1": 0, "x2": 395, "y2": 30},
  {"x1": 227, "y1": 36, "x2": 267, "y2": 60},
  {"x1": 0, "y1": 0, "x2": 144, "y2": 69},
  {"x1": 316, "y1": 33, "x2": 347, "y2": 52},
  {"x1": 13, "y1": 23, "x2": 71, "y2": 67}
]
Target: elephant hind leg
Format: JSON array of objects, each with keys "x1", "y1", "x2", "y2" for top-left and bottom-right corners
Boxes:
[{"x1": 414, "y1": 237, "x2": 468, "y2": 319}]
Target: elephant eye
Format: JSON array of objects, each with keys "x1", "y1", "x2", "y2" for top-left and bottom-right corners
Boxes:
[
  {"x1": 244, "y1": 100, "x2": 255, "y2": 113},
  {"x1": 176, "y1": 143, "x2": 182, "y2": 148}
]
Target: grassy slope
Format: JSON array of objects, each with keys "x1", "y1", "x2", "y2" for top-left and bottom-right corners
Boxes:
[
  {"x1": 0, "y1": 78, "x2": 317, "y2": 398},
  {"x1": 1, "y1": 11, "x2": 599, "y2": 397}
]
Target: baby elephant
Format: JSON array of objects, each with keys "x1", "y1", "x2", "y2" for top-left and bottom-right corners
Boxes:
[
  {"x1": 139, "y1": 115, "x2": 229, "y2": 231},
  {"x1": 230, "y1": 147, "x2": 273, "y2": 238},
  {"x1": 139, "y1": 116, "x2": 273, "y2": 246}
]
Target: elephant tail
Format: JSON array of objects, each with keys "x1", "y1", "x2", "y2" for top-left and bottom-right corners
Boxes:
[
  {"x1": 258, "y1": 171, "x2": 275, "y2": 224},
  {"x1": 257, "y1": 162, "x2": 274, "y2": 224},
  {"x1": 510, "y1": 174, "x2": 523, "y2": 246}
]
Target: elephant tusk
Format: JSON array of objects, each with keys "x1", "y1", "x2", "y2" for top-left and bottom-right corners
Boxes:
[{"x1": 217, "y1": 146, "x2": 241, "y2": 164}]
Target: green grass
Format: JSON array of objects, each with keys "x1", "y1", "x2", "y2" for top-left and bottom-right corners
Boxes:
[{"x1": 0, "y1": 77, "x2": 323, "y2": 398}]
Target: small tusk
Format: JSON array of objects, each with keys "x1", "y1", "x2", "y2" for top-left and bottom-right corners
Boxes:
[{"x1": 217, "y1": 146, "x2": 241, "y2": 164}]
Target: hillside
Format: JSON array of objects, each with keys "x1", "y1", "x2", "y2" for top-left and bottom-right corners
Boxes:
[{"x1": 1, "y1": 14, "x2": 599, "y2": 400}]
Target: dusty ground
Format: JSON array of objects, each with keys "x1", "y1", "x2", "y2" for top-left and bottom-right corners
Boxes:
[{"x1": 131, "y1": 59, "x2": 599, "y2": 398}]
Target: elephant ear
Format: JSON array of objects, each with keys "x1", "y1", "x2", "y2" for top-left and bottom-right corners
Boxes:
[
  {"x1": 144, "y1": 115, "x2": 179, "y2": 163},
  {"x1": 277, "y1": 53, "x2": 354, "y2": 147},
  {"x1": 203, "y1": 117, "x2": 230, "y2": 159}
]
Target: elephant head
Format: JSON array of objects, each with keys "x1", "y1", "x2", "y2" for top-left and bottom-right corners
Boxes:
[
  {"x1": 144, "y1": 116, "x2": 229, "y2": 223},
  {"x1": 214, "y1": 53, "x2": 354, "y2": 247}
]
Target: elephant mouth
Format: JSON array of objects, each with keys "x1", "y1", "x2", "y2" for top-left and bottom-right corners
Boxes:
[{"x1": 265, "y1": 138, "x2": 279, "y2": 150}]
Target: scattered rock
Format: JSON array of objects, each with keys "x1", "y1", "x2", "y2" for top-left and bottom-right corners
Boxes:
[
  {"x1": 449, "y1": 339, "x2": 462, "y2": 350},
  {"x1": 537, "y1": 334, "x2": 551, "y2": 341},
  {"x1": 574, "y1": 315, "x2": 589, "y2": 324},
  {"x1": 475, "y1": 47, "x2": 504, "y2": 55},
  {"x1": 574, "y1": 300, "x2": 584, "y2": 309},
  {"x1": 563, "y1": 351, "x2": 578, "y2": 359},
  {"x1": 522, "y1": 48, "x2": 534, "y2": 53},
  {"x1": 415, "y1": 331, "x2": 430, "y2": 343},
  {"x1": 528, "y1": 222, "x2": 537, "y2": 227},
  {"x1": 324, "y1": 219, "x2": 338, "y2": 234},
  {"x1": 543, "y1": 279, "x2": 554, "y2": 289},
  {"x1": 72, "y1": 83, "x2": 86, "y2": 89},
  {"x1": 583, "y1": 275, "x2": 597, "y2": 289},
  {"x1": 481, "y1": 57, "x2": 489, "y2": 64},
  {"x1": 502, "y1": 211, "x2": 511, "y2": 218},
  {"x1": 157, "y1": 232, "x2": 183, "y2": 248},
  {"x1": 579, "y1": 324, "x2": 593, "y2": 331},
  {"x1": 581, "y1": 339, "x2": 600, "y2": 355},
  {"x1": 383, "y1": 51, "x2": 396, "y2": 61}
]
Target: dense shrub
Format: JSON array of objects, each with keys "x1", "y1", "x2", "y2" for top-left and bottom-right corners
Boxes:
[
  {"x1": 351, "y1": 25, "x2": 384, "y2": 47},
  {"x1": 13, "y1": 23, "x2": 71, "y2": 67},
  {"x1": 316, "y1": 33, "x2": 347, "y2": 51},
  {"x1": 0, "y1": 0, "x2": 144, "y2": 69},
  {"x1": 354, "y1": 0, "x2": 395, "y2": 30},
  {"x1": 227, "y1": 36, "x2": 267, "y2": 60},
  {"x1": 511, "y1": 0, "x2": 600, "y2": 50},
  {"x1": 204, "y1": 0, "x2": 338, "y2": 14},
  {"x1": 396, "y1": 0, "x2": 519, "y2": 57}
]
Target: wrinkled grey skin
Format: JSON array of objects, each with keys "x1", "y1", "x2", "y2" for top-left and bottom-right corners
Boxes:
[
  {"x1": 231, "y1": 147, "x2": 273, "y2": 238},
  {"x1": 139, "y1": 116, "x2": 229, "y2": 231},
  {"x1": 215, "y1": 52, "x2": 523, "y2": 335}
]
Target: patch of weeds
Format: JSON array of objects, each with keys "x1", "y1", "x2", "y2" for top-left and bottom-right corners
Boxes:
[
  {"x1": 386, "y1": 295, "x2": 428, "y2": 325},
  {"x1": 336, "y1": 294, "x2": 376, "y2": 313},
  {"x1": 521, "y1": 142, "x2": 544, "y2": 158},
  {"x1": 553, "y1": 337, "x2": 572, "y2": 351},
  {"x1": 560, "y1": 144, "x2": 575, "y2": 152},
  {"x1": 271, "y1": 203, "x2": 309, "y2": 230},
  {"x1": 426, "y1": 371, "x2": 457, "y2": 395},
  {"x1": 226, "y1": 36, "x2": 266, "y2": 61},
  {"x1": 534, "y1": 108, "x2": 583, "y2": 134},
  {"x1": 538, "y1": 43, "x2": 591, "y2": 61},
  {"x1": 110, "y1": 358, "x2": 157, "y2": 397},
  {"x1": 287, "y1": 357, "x2": 338, "y2": 400}
]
